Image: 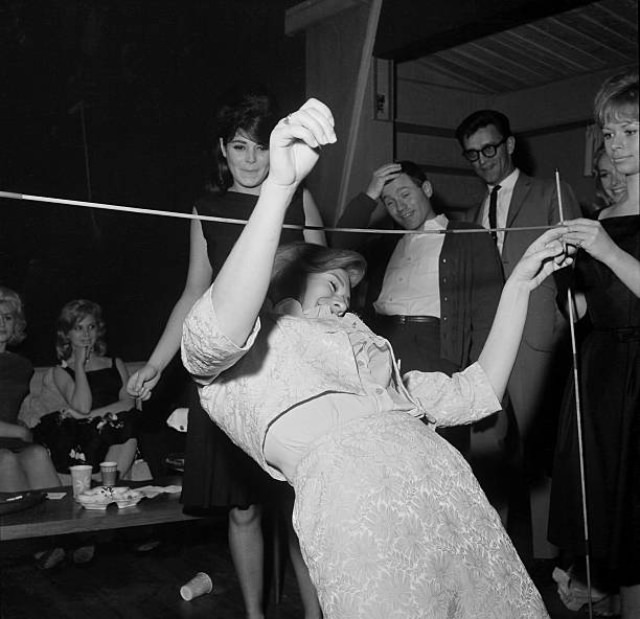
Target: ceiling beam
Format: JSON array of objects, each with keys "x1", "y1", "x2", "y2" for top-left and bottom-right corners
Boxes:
[
  {"x1": 285, "y1": 0, "x2": 371, "y2": 36},
  {"x1": 373, "y1": 0, "x2": 598, "y2": 62}
]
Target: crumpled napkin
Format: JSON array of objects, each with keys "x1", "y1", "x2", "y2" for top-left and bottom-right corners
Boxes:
[
  {"x1": 135, "y1": 485, "x2": 182, "y2": 499},
  {"x1": 166, "y1": 408, "x2": 188, "y2": 432}
]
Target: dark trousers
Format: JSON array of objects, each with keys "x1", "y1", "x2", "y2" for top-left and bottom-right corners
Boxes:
[{"x1": 372, "y1": 315, "x2": 470, "y2": 459}]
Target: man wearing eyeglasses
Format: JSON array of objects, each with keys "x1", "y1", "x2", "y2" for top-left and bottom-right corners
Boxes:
[{"x1": 455, "y1": 109, "x2": 580, "y2": 561}]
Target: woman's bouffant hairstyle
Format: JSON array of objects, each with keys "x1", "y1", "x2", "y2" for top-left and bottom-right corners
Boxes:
[
  {"x1": 0, "y1": 286, "x2": 27, "y2": 346},
  {"x1": 268, "y1": 242, "x2": 366, "y2": 306},
  {"x1": 56, "y1": 299, "x2": 107, "y2": 361},
  {"x1": 207, "y1": 86, "x2": 281, "y2": 194},
  {"x1": 594, "y1": 70, "x2": 638, "y2": 127}
]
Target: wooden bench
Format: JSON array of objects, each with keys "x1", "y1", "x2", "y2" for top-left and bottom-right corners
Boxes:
[{"x1": 0, "y1": 476, "x2": 199, "y2": 542}]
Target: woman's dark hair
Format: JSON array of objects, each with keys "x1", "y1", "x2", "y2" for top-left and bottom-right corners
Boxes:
[
  {"x1": 207, "y1": 86, "x2": 281, "y2": 194},
  {"x1": 268, "y1": 242, "x2": 366, "y2": 306},
  {"x1": 55, "y1": 299, "x2": 107, "y2": 361},
  {"x1": 594, "y1": 70, "x2": 638, "y2": 127}
]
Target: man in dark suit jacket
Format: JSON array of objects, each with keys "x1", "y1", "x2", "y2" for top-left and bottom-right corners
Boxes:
[
  {"x1": 337, "y1": 161, "x2": 503, "y2": 458},
  {"x1": 455, "y1": 109, "x2": 581, "y2": 559}
]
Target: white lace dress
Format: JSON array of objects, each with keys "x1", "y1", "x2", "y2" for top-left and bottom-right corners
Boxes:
[
  {"x1": 183, "y1": 301, "x2": 549, "y2": 618},
  {"x1": 265, "y1": 320, "x2": 549, "y2": 618}
]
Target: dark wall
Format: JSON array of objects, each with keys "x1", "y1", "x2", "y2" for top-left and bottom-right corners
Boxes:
[{"x1": 1, "y1": 0, "x2": 305, "y2": 366}]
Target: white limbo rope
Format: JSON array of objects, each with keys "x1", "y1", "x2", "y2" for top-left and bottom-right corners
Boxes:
[{"x1": 0, "y1": 190, "x2": 557, "y2": 237}]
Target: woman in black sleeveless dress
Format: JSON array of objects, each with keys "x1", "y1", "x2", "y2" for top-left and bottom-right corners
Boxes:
[
  {"x1": 549, "y1": 71, "x2": 640, "y2": 618},
  {"x1": 127, "y1": 88, "x2": 324, "y2": 618}
]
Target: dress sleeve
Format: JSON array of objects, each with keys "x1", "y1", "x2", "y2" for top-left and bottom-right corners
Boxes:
[
  {"x1": 181, "y1": 287, "x2": 260, "y2": 384},
  {"x1": 403, "y1": 362, "x2": 502, "y2": 426}
]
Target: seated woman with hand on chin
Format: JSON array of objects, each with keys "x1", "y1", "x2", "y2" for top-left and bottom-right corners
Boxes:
[{"x1": 32, "y1": 299, "x2": 139, "y2": 480}]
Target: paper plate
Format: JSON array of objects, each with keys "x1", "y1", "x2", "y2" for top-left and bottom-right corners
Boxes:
[
  {"x1": 114, "y1": 489, "x2": 143, "y2": 508},
  {"x1": 76, "y1": 486, "x2": 143, "y2": 509}
]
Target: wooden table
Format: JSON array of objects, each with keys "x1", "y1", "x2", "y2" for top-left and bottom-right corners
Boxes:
[{"x1": 0, "y1": 477, "x2": 201, "y2": 542}]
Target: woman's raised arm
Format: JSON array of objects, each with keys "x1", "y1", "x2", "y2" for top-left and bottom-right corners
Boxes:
[{"x1": 209, "y1": 99, "x2": 336, "y2": 346}]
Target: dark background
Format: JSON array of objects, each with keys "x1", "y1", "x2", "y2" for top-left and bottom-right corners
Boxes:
[{"x1": 1, "y1": 0, "x2": 305, "y2": 366}]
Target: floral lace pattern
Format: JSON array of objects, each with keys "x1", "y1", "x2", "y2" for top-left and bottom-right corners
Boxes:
[
  {"x1": 182, "y1": 295, "x2": 501, "y2": 479},
  {"x1": 292, "y1": 412, "x2": 549, "y2": 619}
]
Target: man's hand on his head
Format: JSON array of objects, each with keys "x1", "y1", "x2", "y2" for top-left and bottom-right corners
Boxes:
[{"x1": 365, "y1": 163, "x2": 402, "y2": 201}]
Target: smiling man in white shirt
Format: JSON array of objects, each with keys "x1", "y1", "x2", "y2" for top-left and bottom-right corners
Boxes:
[{"x1": 338, "y1": 161, "x2": 504, "y2": 458}]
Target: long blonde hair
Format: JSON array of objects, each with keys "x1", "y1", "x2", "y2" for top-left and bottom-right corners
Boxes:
[
  {"x1": 0, "y1": 286, "x2": 27, "y2": 346},
  {"x1": 55, "y1": 299, "x2": 107, "y2": 361}
]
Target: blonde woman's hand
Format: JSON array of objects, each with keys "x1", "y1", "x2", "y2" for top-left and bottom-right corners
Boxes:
[
  {"x1": 267, "y1": 98, "x2": 336, "y2": 190},
  {"x1": 562, "y1": 218, "x2": 617, "y2": 263},
  {"x1": 16, "y1": 425, "x2": 33, "y2": 442},
  {"x1": 61, "y1": 407, "x2": 87, "y2": 419}
]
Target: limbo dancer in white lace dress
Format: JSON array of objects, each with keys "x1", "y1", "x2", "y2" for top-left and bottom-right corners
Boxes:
[{"x1": 181, "y1": 98, "x2": 574, "y2": 618}]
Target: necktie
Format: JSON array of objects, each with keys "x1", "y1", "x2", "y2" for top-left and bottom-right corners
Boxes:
[{"x1": 489, "y1": 184, "x2": 501, "y2": 242}]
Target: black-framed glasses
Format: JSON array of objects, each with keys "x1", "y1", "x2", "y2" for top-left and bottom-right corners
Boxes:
[{"x1": 462, "y1": 137, "x2": 507, "y2": 162}]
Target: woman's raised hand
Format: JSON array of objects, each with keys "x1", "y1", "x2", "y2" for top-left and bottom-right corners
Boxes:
[
  {"x1": 561, "y1": 217, "x2": 617, "y2": 262},
  {"x1": 508, "y1": 226, "x2": 574, "y2": 291},
  {"x1": 71, "y1": 343, "x2": 92, "y2": 369},
  {"x1": 267, "y1": 98, "x2": 336, "y2": 189}
]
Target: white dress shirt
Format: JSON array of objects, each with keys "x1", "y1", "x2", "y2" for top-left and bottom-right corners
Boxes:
[{"x1": 373, "y1": 214, "x2": 448, "y2": 316}]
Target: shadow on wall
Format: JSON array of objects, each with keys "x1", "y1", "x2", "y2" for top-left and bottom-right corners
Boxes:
[{"x1": 513, "y1": 137, "x2": 537, "y2": 177}]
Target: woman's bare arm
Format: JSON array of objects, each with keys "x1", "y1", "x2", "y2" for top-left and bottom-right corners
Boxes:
[
  {"x1": 209, "y1": 99, "x2": 336, "y2": 347},
  {"x1": 302, "y1": 188, "x2": 327, "y2": 246}
]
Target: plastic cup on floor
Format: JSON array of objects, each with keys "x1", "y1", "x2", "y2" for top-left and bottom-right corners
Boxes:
[
  {"x1": 180, "y1": 572, "x2": 213, "y2": 601},
  {"x1": 69, "y1": 464, "x2": 93, "y2": 498},
  {"x1": 99, "y1": 461, "x2": 117, "y2": 486}
]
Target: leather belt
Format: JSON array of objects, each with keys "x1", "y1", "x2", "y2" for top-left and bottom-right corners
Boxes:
[{"x1": 377, "y1": 314, "x2": 440, "y2": 324}]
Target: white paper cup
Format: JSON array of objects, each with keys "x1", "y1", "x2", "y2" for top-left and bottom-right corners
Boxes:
[
  {"x1": 180, "y1": 572, "x2": 213, "y2": 601},
  {"x1": 69, "y1": 464, "x2": 93, "y2": 498},
  {"x1": 99, "y1": 461, "x2": 118, "y2": 486}
]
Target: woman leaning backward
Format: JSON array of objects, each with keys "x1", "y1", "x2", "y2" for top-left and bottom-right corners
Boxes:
[{"x1": 181, "y1": 98, "x2": 576, "y2": 618}]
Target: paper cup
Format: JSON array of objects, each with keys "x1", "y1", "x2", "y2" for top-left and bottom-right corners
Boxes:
[
  {"x1": 180, "y1": 572, "x2": 213, "y2": 601},
  {"x1": 69, "y1": 464, "x2": 93, "y2": 498},
  {"x1": 99, "y1": 461, "x2": 118, "y2": 486}
]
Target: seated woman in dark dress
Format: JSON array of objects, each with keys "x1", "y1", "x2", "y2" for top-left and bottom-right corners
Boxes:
[
  {"x1": 0, "y1": 286, "x2": 60, "y2": 492},
  {"x1": 32, "y1": 299, "x2": 139, "y2": 478}
]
